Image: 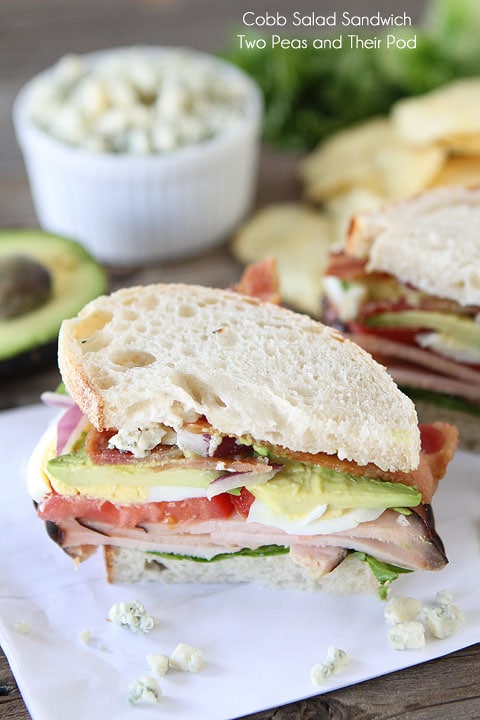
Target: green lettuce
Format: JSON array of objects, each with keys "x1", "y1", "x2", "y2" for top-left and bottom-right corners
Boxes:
[{"x1": 353, "y1": 551, "x2": 413, "y2": 600}]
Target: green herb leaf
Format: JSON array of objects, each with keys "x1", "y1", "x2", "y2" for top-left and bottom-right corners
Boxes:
[{"x1": 353, "y1": 551, "x2": 413, "y2": 600}]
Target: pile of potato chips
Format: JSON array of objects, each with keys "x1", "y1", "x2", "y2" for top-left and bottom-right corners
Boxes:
[{"x1": 232, "y1": 78, "x2": 480, "y2": 315}]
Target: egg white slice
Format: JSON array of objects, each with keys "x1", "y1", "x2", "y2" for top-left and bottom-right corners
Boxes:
[{"x1": 247, "y1": 498, "x2": 384, "y2": 536}]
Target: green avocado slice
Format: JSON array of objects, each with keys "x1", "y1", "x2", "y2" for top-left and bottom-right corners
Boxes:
[
  {"x1": 0, "y1": 229, "x2": 107, "y2": 369},
  {"x1": 366, "y1": 310, "x2": 480, "y2": 349},
  {"x1": 47, "y1": 448, "x2": 222, "y2": 489},
  {"x1": 248, "y1": 461, "x2": 421, "y2": 516}
]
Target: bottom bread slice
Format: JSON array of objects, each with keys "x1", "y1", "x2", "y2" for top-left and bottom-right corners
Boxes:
[{"x1": 104, "y1": 546, "x2": 380, "y2": 595}]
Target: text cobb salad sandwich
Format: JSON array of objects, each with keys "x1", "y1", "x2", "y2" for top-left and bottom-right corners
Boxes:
[{"x1": 27, "y1": 263, "x2": 458, "y2": 597}]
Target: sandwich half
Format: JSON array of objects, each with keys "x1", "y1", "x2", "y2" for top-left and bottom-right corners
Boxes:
[
  {"x1": 28, "y1": 273, "x2": 458, "y2": 596},
  {"x1": 323, "y1": 185, "x2": 480, "y2": 446}
]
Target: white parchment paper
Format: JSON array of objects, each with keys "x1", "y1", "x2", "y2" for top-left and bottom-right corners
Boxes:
[{"x1": 0, "y1": 404, "x2": 479, "y2": 720}]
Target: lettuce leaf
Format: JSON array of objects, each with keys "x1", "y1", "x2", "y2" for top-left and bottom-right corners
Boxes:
[
  {"x1": 352, "y1": 551, "x2": 413, "y2": 600},
  {"x1": 149, "y1": 544, "x2": 289, "y2": 563}
]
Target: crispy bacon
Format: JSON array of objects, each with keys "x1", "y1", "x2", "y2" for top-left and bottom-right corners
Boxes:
[
  {"x1": 84, "y1": 418, "x2": 457, "y2": 505},
  {"x1": 324, "y1": 252, "x2": 369, "y2": 280},
  {"x1": 85, "y1": 427, "x2": 272, "y2": 475},
  {"x1": 232, "y1": 256, "x2": 281, "y2": 304}
]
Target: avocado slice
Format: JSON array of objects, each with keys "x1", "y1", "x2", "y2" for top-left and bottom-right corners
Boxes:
[
  {"x1": 366, "y1": 310, "x2": 480, "y2": 349},
  {"x1": 249, "y1": 461, "x2": 421, "y2": 517},
  {"x1": 47, "y1": 448, "x2": 222, "y2": 490},
  {"x1": 0, "y1": 230, "x2": 107, "y2": 375}
]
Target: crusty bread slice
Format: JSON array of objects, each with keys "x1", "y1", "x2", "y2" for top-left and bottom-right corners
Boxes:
[
  {"x1": 58, "y1": 283, "x2": 419, "y2": 472},
  {"x1": 104, "y1": 546, "x2": 379, "y2": 595},
  {"x1": 347, "y1": 185, "x2": 480, "y2": 307}
]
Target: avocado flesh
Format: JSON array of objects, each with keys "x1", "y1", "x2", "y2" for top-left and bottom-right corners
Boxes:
[
  {"x1": 366, "y1": 310, "x2": 480, "y2": 350},
  {"x1": 249, "y1": 462, "x2": 421, "y2": 518},
  {"x1": 47, "y1": 449, "x2": 222, "y2": 489},
  {"x1": 0, "y1": 230, "x2": 107, "y2": 362},
  {"x1": 47, "y1": 447, "x2": 421, "y2": 514}
]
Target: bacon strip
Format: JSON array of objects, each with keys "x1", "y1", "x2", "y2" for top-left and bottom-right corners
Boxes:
[
  {"x1": 324, "y1": 252, "x2": 369, "y2": 280},
  {"x1": 232, "y1": 256, "x2": 281, "y2": 304},
  {"x1": 84, "y1": 420, "x2": 457, "y2": 504},
  {"x1": 85, "y1": 428, "x2": 273, "y2": 475}
]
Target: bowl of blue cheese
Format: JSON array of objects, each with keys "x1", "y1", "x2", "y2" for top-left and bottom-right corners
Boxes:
[{"x1": 13, "y1": 46, "x2": 263, "y2": 265}]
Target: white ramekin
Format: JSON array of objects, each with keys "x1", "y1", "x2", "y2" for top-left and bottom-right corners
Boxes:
[{"x1": 13, "y1": 47, "x2": 263, "y2": 265}]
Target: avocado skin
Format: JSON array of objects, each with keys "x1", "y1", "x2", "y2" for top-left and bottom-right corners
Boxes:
[
  {"x1": 0, "y1": 229, "x2": 108, "y2": 376},
  {"x1": 0, "y1": 339, "x2": 57, "y2": 379}
]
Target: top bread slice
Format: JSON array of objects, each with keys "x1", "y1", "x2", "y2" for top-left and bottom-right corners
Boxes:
[
  {"x1": 58, "y1": 283, "x2": 419, "y2": 472},
  {"x1": 347, "y1": 185, "x2": 480, "y2": 307}
]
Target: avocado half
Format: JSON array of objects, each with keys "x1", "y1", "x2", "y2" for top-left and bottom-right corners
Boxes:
[{"x1": 0, "y1": 229, "x2": 108, "y2": 377}]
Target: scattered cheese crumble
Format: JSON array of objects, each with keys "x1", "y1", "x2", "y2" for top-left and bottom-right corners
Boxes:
[
  {"x1": 78, "y1": 628, "x2": 92, "y2": 644},
  {"x1": 169, "y1": 643, "x2": 204, "y2": 673},
  {"x1": 310, "y1": 646, "x2": 349, "y2": 686},
  {"x1": 13, "y1": 621, "x2": 31, "y2": 635},
  {"x1": 384, "y1": 595, "x2": 423, "y2": 625},
  {"x1": 107, "y1": 600, "x2": 157, "y2": 634},
  {"x1": 147, "y1": 652, "x2": 170, "y2": 676},
  {"x1": 387, "y1": 621, "x2": 426, "y2": 651},
  {"x1": 422, "y1": 603, "x2": 464, "y2": 639},
  {"x1": 385, "y1": 590, "x2": 464, "y2": 650},
  {"x1": 128, "y1": 676, "x2": 162, "y2": 705}
]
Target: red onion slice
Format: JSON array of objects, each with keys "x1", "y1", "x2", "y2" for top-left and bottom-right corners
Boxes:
[
  {"x1": 177, "y1": 429, "x2": 253, "y2": 458},
  {"x1": 206, "y1": 465, "x2": 283, "y2": 499},
  {"x1": 56, "y1": 404, "x2": 90, "y2": 456},
  {"x1": 176, "y1": 429, "x2": 212, "y2": 457},
  {"x1": 41, "y1": 391, "x2": 75, "y2": 409}
]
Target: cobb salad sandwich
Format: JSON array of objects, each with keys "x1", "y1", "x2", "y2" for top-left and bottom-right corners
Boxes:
[
  {"x1": 322, "y1": 185, "x2": 480, "y2": 441},
  {"x1": 27, "y1": 263, "x2": 458, "y2": 596}
]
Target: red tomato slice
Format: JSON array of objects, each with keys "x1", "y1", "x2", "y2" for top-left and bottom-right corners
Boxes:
[
  {"x1": 229, "y1": 487, "x2": 255, "y2": 517},
  {"x1": 419, "y1": 424, "x2": 447, "y2": 455},
  {"x1": 39, "y1": 493, "x2": 234, "y2": 528}
]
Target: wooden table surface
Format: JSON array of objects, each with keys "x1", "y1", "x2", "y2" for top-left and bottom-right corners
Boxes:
[{"x1": 1, "y1": 1, "x2": 480, "y2": 718}]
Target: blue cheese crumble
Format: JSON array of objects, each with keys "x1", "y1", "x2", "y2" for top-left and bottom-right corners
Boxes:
[
  {"x1": 128, "y1": 676, "x2": 162, "y2": 705},
  {"x1": 169, "y1": 643, "x2": 204, "y2": 673},
  {"x1": 27, "y1": 48, "x2": 249, "y2": 155},
  {"x1": 108, "y1": 599, "x2": 157, "y2": 634},
  {"x1": 310, "y1": 646, "x2": 349, "y2": 686}
]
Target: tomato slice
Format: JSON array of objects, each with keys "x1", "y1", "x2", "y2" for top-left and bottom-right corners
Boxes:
[
  {"x1": 419, "y1": 424, "x2": 447, "y2": 455},
  {"x1": 229, "y1": 487, "x2": 255, "y2": 517},
  {"x1": 39, "y1": 493, "x2": 234, "y2": 528}
]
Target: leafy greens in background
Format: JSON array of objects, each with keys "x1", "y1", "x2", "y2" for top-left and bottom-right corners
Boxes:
[{"x1": 224, "y1": 0, "x2": 480, "y2": 150}]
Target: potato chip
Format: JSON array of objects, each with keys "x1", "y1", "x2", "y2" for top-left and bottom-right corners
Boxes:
[
  {"x1": 232, "y1": 203, "x2": 334, "y2": 315},
  {"x1": 439, "y1": 134, "x2": 480, "y2": 156},
  {"x1": 392, "y1": 78, "x2": 480, "y2": 148},
  {"x1": 428, "y1": 155, "x2": 480, "y2": 188},
  {"x1": 301, "y1": 117, "x2": 445, "y2": 203},
  {"x1": 327, "y1": 188, "x2": 385, "y2": 247},
  {"x1": 300, "y1": 118, "x2": 390, "y2": 201}
]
